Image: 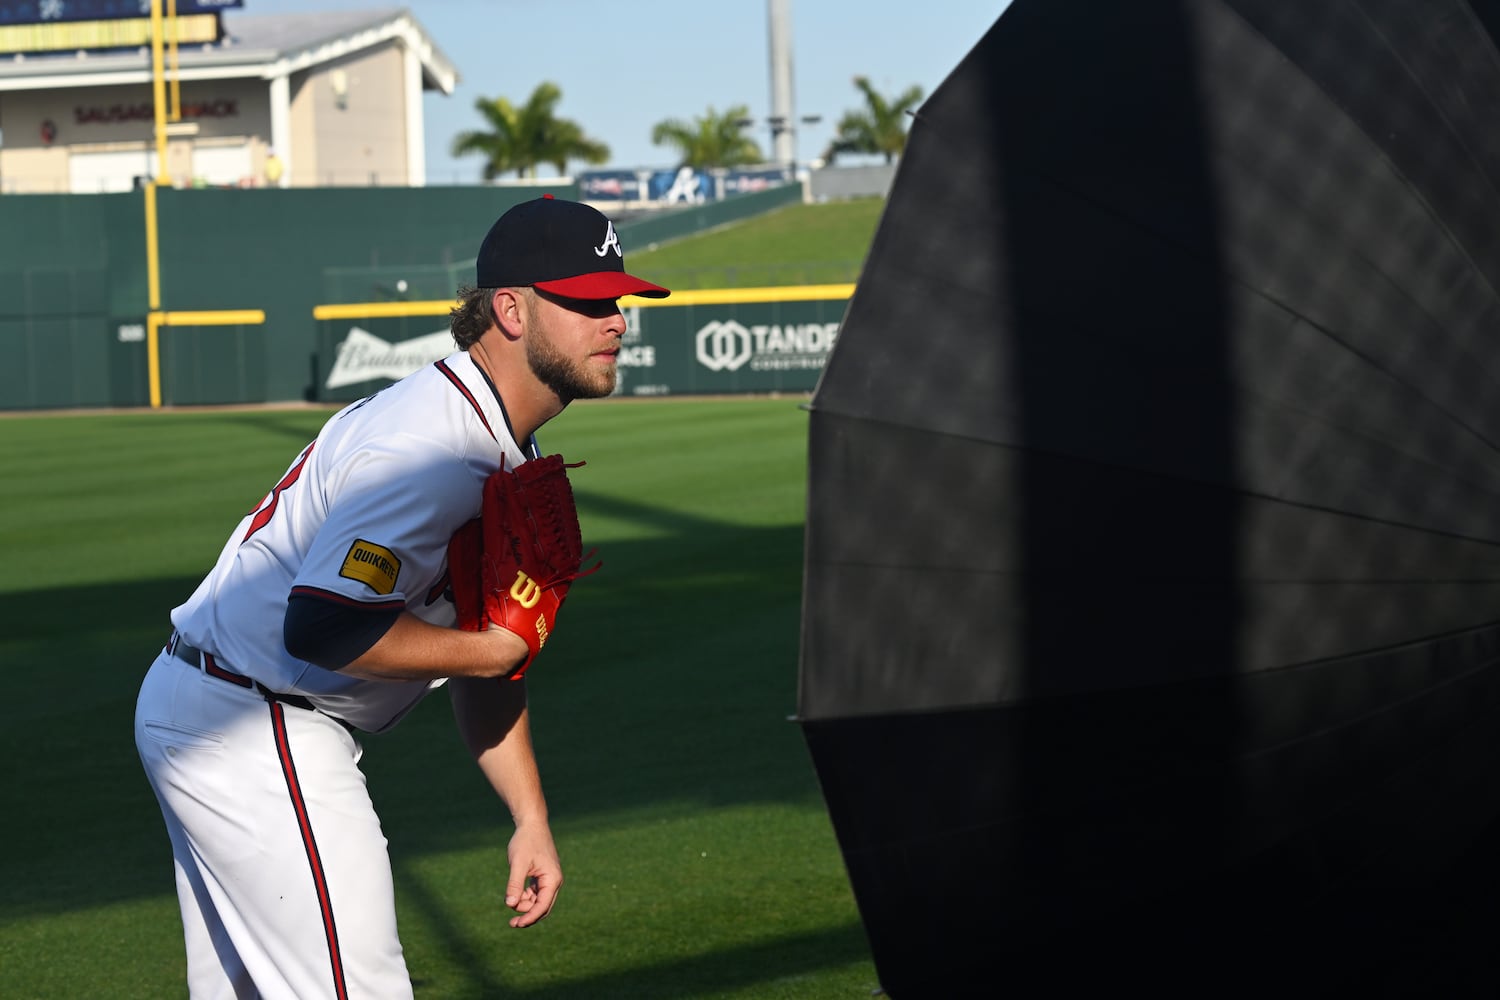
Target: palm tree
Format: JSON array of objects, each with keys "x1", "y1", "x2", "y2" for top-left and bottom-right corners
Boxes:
[
  {"x1": 450, "y1": 82, "x2": 610, "y2": 180},
  {"x1": 650, "y1": 105, "x2": 765, "y2": 170},
  {"x1": 823, "y1": 76, "x2": 924, "y2": 165}
]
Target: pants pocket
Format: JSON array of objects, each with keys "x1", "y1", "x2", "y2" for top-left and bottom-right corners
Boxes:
[{"x1": 141, "y1": 720, "x2": 224, "y2": 751}]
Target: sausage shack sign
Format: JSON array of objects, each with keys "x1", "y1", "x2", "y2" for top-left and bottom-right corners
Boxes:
[{"x1": 74, "y1": 99, "x2": 239, "y2": 125}]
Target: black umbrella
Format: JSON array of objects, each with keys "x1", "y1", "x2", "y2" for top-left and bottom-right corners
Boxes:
[{"x1": 798, "y1": 1, "x2": 1500, "y2": 994}]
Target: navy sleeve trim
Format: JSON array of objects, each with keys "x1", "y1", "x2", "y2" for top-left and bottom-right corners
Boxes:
[{"x1": 284, "y1": 592, "x2": 403, "y2": 670}]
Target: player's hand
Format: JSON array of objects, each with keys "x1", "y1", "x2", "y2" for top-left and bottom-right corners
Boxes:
[{"x1": 506, "y1": 820, "x2": 562, "y2": 928}]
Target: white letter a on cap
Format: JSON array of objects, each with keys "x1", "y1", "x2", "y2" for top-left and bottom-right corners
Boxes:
[{"x1": 594, "y1": 221, "x2": 622, "y2": 258}]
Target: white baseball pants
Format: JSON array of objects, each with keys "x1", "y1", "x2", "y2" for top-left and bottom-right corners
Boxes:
[{"x1": 135, "y1": 648, "x2": 414, "y2": 999}]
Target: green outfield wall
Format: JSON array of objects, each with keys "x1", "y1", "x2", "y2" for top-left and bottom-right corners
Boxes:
[{"x1": 0, "y1": 183, "x2": 808, "y2": 411}]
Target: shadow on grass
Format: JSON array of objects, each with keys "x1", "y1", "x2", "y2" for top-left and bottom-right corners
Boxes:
[
  {"x1": 0, "y1": 514, "x2": 819, "y2": 920},
  {"x1": 402, "y1": 850, "x2": 872, "y2": 1000},
  {"x1": 508, "y1": 924, "x2": 871, "y2": 1000},
  {"x1": 394, "y1": 832, "x2": 872, "y2": 999}
]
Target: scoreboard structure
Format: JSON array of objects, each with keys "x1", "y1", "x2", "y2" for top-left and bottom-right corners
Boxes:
[{"x1": 0, "y1": 1, "x2": 242, "y2": 54}]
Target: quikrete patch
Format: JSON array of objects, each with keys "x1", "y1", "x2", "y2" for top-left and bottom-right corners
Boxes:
[{"x1": 340, "y1": 539, "x2": 401, "y2": 595}]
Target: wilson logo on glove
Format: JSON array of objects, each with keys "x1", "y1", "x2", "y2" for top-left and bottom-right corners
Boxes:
[
  {"x1": 510, "y1": 571, "x2": 543, "y2": 609},
  {"x1": 446, "y1": 455, "x2": 600, "y2": 678}
]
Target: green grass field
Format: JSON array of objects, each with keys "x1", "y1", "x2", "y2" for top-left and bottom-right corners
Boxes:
[
  {"x1": 627, "y1": 198, "x2": 885, "y2": 289},
  {"x1": 0, "y1": 398, "x2": 879, "y2": 999}
]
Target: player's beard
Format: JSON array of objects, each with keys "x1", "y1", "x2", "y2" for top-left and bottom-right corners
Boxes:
[{"x1": 526, "y1": 321, "x2": 617, "y2": 402}]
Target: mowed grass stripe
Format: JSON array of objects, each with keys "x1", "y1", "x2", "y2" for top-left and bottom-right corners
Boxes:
[
  {"x1": 0, "y1": 410, "x2": 335, "y2": 590},
  {"x1": 553, "y1": 396, "x2": 811, "y2": 532}
]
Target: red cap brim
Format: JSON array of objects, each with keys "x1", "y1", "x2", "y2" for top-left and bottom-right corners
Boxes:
[{"x1": 533, "y1": 271, "x2": 671, "y2": 300}]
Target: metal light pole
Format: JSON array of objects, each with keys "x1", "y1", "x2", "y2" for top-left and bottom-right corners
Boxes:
[{"x1": 767, "y1": 0, "x2": 796, "y2": 171}]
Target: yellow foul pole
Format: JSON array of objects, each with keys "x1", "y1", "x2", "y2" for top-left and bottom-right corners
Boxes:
[
  {"x1": 147, "y1": 0, "x2": 167, "y2": 406},
  {"x1": 142, "y1": 5, "x2": 267, "y2": 408},
  {"x1": 147, "y1": 312, "x2": 164, "y2": 408},
  {"x1": 146, "y1": 182, "x2": 163, "y2": 406},
  {"x1": 145, "y1": 179, "x2": 161, "y2": 313}
]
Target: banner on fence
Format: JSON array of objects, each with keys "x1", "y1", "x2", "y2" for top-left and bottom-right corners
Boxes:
[
  {"x1": 313, "y1": 291, "x2": 852, "y2": 404},
  {"x1": 578, "y1": 166, "x2": 792, "y2": 205}
]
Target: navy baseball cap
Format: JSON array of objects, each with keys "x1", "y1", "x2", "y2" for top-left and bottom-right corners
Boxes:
[{"x1": 475, "y1": 195, "x2": 670, "y2": 300}]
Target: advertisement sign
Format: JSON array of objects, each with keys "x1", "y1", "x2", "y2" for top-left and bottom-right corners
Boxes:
[
  {"x1": 580, "y1": 167, "x2": 791, "y2": 206},
  {"x1": 648, "y1": 166, "x2": 711, "y2": 205},
  {"x1": 0, "y1": 1, "x2": 241, "y2": 26},
  {"x1": 0, "y1": 11, "x2": 218, "y2": 51},
  {"x1": 632, "y1": 166, "x2": 791, "y2": 205},
  {"x1": 577, "y1": 170, "x2": 644, "y2": 202},
  {"x1": 614, "y1": 299, "x2": 846, "y2": 397},
  {"x1": 722, "y1": 168, "x2": 791, "y2": 196},
  {"x1": 317, "y1": 323, "x2": 454, "y2": 401},
  {"x1": 313, "y1": 296, "x2": 850, "y2": 404}
]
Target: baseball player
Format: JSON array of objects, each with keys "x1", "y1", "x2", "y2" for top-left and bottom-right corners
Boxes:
[{"x1": 134, "y1": 195, "x2": 669, "y2": 998}]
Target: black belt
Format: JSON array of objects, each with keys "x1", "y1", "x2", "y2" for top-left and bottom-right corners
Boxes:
[{"x1": 169, "y1": 633, "x2": 321, "y2": 714}]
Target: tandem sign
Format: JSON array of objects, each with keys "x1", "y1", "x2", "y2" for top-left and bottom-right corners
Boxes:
[{"x1": 695, "y1": 320, "x2": 839, "y2": 373}]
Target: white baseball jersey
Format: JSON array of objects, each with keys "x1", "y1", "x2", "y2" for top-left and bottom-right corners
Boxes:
[
  {"x1": 170, "y1": 349, "x2": 533, "y2": 731},
  {"x1": 137, "y1": 349, "x2": 539, "y2": 999}
]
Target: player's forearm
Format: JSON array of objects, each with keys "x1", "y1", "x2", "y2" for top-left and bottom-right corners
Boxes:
[
  {"x1": 337, "y1": 612, "x2": 529, "y2": 681},
  {"x1": 451, "y1": 676, "x2": 550, "y2": 826}
]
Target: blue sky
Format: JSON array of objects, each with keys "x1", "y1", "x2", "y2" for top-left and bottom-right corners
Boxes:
[{"x1": 232, "y1": 0, "x2": 1010, "y2": 183}]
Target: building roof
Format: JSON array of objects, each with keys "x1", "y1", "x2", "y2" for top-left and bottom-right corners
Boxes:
[{"x1": 0, "y1": 6, "x2": 458, "y2": 92}]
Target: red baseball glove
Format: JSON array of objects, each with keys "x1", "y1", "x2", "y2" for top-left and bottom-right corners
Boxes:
[{"x1": 447, "y1": 455, "x2": 600, "y2": 678}]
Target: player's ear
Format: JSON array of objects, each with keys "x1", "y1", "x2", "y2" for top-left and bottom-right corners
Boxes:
[{"x1": 492, "y1": 288, "x2": 527, "y2": 340}]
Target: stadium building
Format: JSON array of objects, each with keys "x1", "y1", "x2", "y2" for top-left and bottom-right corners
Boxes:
[{"x1": 0, "y1": 5, "x2": 455, "y2": 193}]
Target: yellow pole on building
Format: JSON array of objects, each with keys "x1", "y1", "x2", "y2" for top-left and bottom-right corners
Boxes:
[
  {"x1": 168, "y1": 0, "x2": 182, "y2": 121},
  {"x1": 150, "y1": 0, "x2": 169, "y2": 183}
]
